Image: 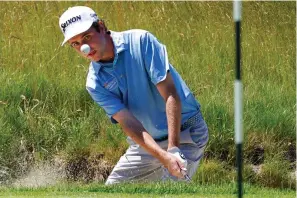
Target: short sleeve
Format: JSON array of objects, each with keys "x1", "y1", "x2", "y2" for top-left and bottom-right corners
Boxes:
[
  {"x1": 141, "y1": 32, "x2": 170, "y2": 85},
  {"x1": 86, "y1": 86, "x2": 126, "y2": 123}
]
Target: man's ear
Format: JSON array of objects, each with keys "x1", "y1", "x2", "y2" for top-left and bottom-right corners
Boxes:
[{"x1": 98, "y1": 20, "x2": 107, "y2": 32}]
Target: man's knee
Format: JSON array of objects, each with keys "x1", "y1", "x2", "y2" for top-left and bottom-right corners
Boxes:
[{"x1": 105, "y1": 178, "x2": 119, "y2": 185}]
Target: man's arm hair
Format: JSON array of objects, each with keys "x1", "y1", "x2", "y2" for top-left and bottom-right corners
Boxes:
[
  {"x1": 156, "y1": 72, "x2": 181, "y2": 149},
  {"x1": 112, "y1": 109, "x2": 169, "y2": 164}
]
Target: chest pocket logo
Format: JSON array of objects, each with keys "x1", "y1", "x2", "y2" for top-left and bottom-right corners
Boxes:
[{"x1": 103, "y1": 77, "x2": 118, "y2": 91}]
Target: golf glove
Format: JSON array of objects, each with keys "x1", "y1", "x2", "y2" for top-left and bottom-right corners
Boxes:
[{"x1": 167, "y1": 146, "x2": 188, "y2": 170}]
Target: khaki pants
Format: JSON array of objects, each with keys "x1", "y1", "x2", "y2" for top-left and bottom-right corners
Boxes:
[{"x1": 105, "y1": 113, "x2": 208, "y2": 185}]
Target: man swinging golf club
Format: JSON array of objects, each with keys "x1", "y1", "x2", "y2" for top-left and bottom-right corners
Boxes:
[{"x1": 59, "y1": 6, "x2": 209, "y2": 185}]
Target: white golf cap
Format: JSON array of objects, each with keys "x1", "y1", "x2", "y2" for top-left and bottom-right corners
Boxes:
[{"x1": 59, "y1": 6, "x2": 99, "y2": 46}]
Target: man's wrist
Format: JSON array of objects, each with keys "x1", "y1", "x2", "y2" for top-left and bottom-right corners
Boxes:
[
  {"x1": 156, "y1": 149, "x2": 170, "y2": 164},
  {"x1": 168, "y1": 138, "x2": 180, "y2": 150},
  {"x1": 167, "y1": 146, "x2": 179, "y2": 152}
]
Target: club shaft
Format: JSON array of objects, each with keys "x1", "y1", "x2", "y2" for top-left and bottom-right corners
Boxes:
[{"x1": 181, "y1": 169, "x2": 191, "y2": 182}]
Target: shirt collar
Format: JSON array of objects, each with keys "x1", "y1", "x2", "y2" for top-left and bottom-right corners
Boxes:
[{"x1": 91, "y1": 31, "x2": 126, "y2": 74}]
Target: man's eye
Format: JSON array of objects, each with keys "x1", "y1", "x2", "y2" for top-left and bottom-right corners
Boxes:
[
  {"x1": 84, "y1": 35, "x2": 91, "y2": 41},
  {"x1": 71, "y1": 42, "x2": 79, "y2": 47}
]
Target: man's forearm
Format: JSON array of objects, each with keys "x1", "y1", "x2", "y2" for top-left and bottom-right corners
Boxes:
[
  {"x1": 121, "y1": 115, "x2": 169, "y2": 164},
  {"x1": 113, "y1": 108, "x2": 184, "y2": 178},
  {"x1": 166, "y1": 94, "x2": 181, "y2": 149}
]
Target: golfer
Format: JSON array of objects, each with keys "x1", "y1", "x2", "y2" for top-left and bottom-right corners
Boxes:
[{"x1": 59, "y1": 6, "x2": 208, "y2": 185}]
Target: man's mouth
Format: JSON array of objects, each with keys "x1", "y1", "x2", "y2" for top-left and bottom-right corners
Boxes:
[{"x1": 88, "y1": 50, "x2": 96, "y2": 57}]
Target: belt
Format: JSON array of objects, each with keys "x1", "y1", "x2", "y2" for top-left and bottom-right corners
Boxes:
[
  {"x1": 155, "y1": 113, "x2": 201, "y2": 142},
  {"x1": 180, "y1": 113, "x2": 201, "y2": 131}
]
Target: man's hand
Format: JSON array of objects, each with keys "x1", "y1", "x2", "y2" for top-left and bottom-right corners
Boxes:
[
  {"x1": 163, "y1": 152, "x2": 185, "y2": 178},
  {"x1": 166, "y1": 146, "x2": 189, "y2": 179}
]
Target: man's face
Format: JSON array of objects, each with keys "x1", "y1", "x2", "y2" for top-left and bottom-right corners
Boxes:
[{"x1": 68, "y1": 24, "x2": 107, "y2": 62}]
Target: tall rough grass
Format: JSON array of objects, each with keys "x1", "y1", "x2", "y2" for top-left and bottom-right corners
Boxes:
[{"x1": 0, "y1": 2, "x2": 295, "y2": 188}]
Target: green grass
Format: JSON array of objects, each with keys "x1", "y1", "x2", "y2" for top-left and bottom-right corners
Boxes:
[
  {"x1": 0, "y1": 1, "x2": 295, "y2": 189},
  {"x1": 0, "y1": 182, "x2": 295, "y2": 198}
]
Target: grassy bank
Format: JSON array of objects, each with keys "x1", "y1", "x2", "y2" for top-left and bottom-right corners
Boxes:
[
  {"x1": 0, "y1": 182, "x2": 295, "y2": 198},
  {"x1": 0, "y1": 1, "x2": 295, "y2": 188}
]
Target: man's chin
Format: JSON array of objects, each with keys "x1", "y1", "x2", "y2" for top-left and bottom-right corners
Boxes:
[{"x1": 90, "y1": 57, "x2": 100, "y2": 62}]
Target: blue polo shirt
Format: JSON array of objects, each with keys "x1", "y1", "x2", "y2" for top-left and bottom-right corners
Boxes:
[{"x1": 86, "y1": 30, "x2": 201, "y2": 140}]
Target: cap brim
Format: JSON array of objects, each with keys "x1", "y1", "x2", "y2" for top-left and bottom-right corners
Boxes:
[{"x1": 61, "y1": 20, "x2": 93, "y2": 46}]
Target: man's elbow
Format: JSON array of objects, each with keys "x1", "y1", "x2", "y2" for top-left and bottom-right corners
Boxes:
[{"x1": 167, "y1": 92, "x2": 181, "y2": 106}]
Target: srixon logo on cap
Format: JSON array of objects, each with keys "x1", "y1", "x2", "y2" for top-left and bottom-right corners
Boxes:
[{"x1": 61, "y1": 15, "x2": 82, "y2": 33}]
